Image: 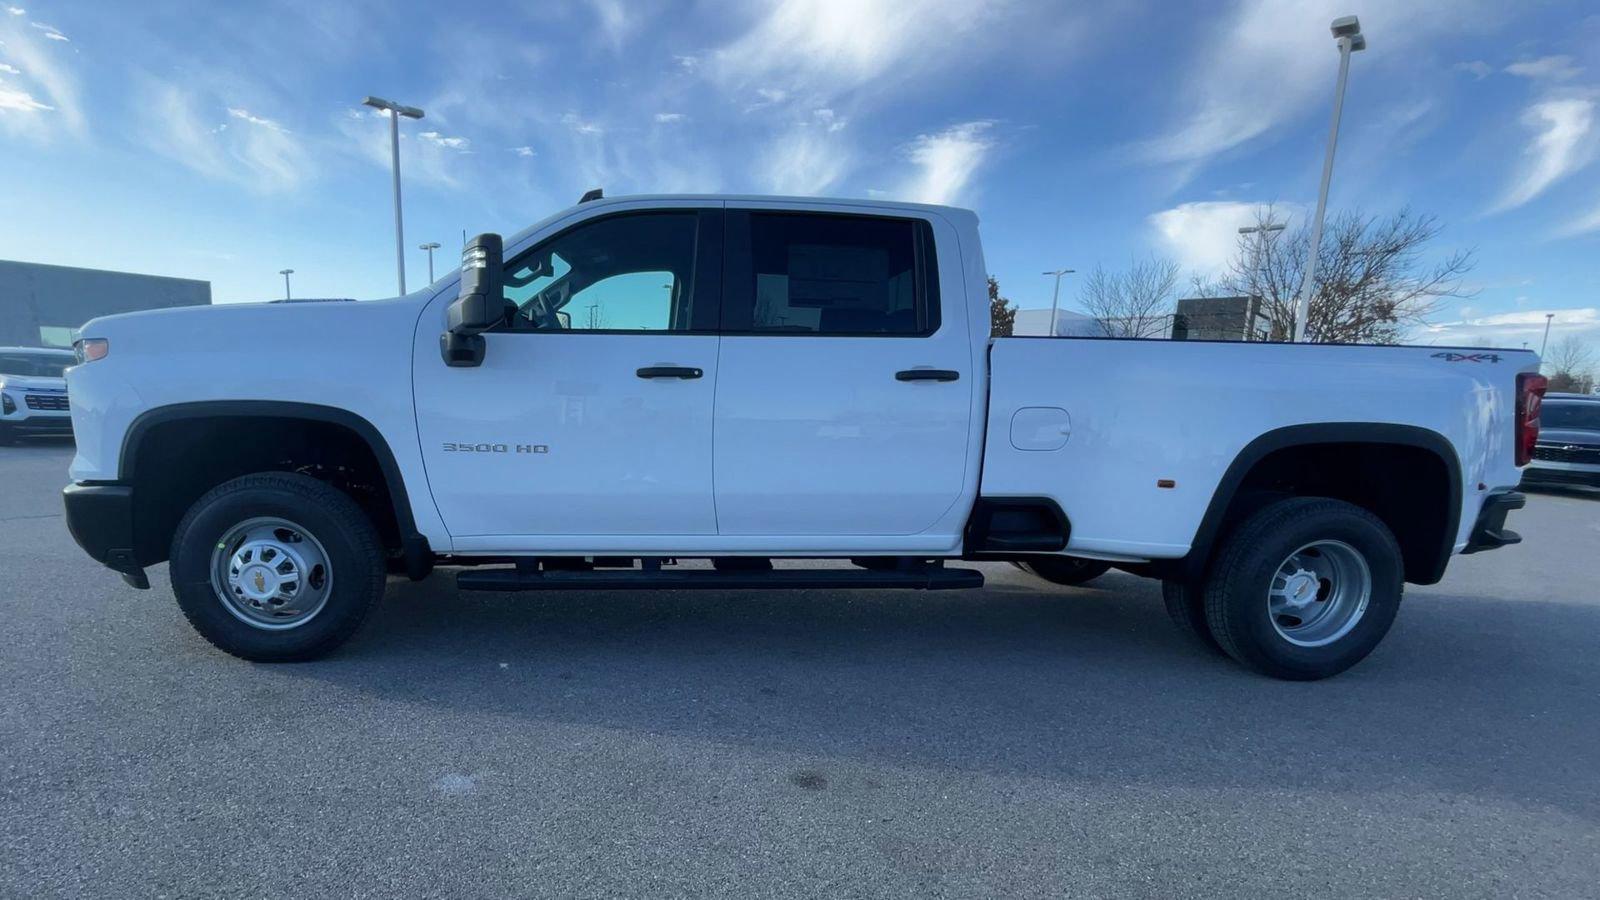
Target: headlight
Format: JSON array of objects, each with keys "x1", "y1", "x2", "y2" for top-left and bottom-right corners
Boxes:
[
  {"x1": 73, "y1": 338, "x2": 109, "y2": 363},
  {"x1": 1, "y1": 393, "x2": 14, "y2": 415}
]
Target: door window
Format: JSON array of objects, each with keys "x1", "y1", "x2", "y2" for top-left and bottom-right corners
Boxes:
[
  {"x1": 501, "y1": 212, "x2": 702, "y2": 332},
  {"x1": 727, "y1": 213, "x2": 938, "y2": 335}
]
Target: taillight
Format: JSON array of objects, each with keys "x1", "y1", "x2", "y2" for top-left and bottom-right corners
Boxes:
[{"x1": 1515, "y1": 372, "x2": 1548, "y2": 466}]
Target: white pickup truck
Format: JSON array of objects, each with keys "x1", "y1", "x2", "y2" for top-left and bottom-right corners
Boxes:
[{"x1": 63, "y1": 194, "x2": 1547, "y2": 679}]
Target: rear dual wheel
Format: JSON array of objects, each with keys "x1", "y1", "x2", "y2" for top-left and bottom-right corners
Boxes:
[{"x1": 1167, "y1": 496, "x2": 1404, "y2": 680}]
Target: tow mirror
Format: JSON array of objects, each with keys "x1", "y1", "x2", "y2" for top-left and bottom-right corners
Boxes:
[{"x1": 441, "y1": 233, "x2": 508, "y2": 367}]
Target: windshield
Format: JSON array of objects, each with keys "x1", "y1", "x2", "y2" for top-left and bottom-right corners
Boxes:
[
  {"x1": 1543, "y1": 401, "x2": 1600, "y2": 432},
  {"x1": 0, "y1": 352, "x2": 70, "y2": 378}
]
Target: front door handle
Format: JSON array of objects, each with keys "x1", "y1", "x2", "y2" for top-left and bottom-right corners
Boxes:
[
  {"x1": 895, "y1": 368, "x2": 960, "y2": 382},
  {"x1": 637, "y1": 366, "x2": 704, "y2": 380}
]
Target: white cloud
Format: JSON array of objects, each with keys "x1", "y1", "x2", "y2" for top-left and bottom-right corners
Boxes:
[
  {"x1": 1491, "y1": 97, "x2": 1596, "y2": 213},
  {"x1": 587, "y1": 0, "x2": 631, "y2": 51},
  {"x1": 142, "y1": 81, "x2": 311, "y2": 192},
  {"x1": 0, "y1": 13, "x2": 82, "y2": 137},
  {"x1": 760, "y1": 124, "x2": 850, "y2": 195},
  {"x1": 1418, "y1": 307, "x2": 1600, "y2": 348},
  {"x1": 561, "y1": 112, "x2": 602, "y2": 135},
  {"x1": 812, "y1": 107, "x2": 846, "y2": 132},
  {"x1": 419, "y1": 130, "x2": 470, "y2": 151},
  {"x1": 714, "y1": 0, "x2": 997, "y2": 96},
  {"x1": 5, "y1": 6, "x2": 23, "y2": 15},
  {"x1": 28, "y1": 20, "x2": 64, "y2": 41},
  {"x1": 511, "y1": 145, "x2": 535, "y2": 157},
  {"x1": 1148, "y1": 201, "x2": 1293, "y2": 278},
  {"x1": 897, "y1": 120, "x2": 995, "y2": 205},
  {"x1": 1505, "y1": 55, "x2": 1581, "y2": 81},
  {"x1": 1139, "y1": 0, "x2": 1495, "y2": 167},
  {"x1": 1558, "y1": 202, "x2": 1600, "y2": 237},
  {"x1": 0, "y1": 62, "x2": 19, "y2": 74},
  {"x1": 226, "y1": 107, "x2": 287, "y2": 132},
  {"x1": 0, "y1": 82, "x2": 50, "y2": 111},
  {"x1": 653, "y1": 112, "x2": 685, "y2": 123}
]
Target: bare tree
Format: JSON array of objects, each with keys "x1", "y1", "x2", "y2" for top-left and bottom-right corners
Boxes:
[
  {"x1": 1080, "y1": 256, "x2": 1180, "y2": 339},
  {"x1": 1545, "y1": 334, "x2": 1597, "y2": 393},
  {"x1": 1200, "y1": 206, "x2": 1475, "y2": 344},
  {"x1": 988, "y1": 276, "x2": 1016, "y2": 337}
]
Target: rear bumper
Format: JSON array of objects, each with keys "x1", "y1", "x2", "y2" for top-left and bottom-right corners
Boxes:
[
  {"x1": 62, "y1": 483, "x2": 149, "y2": 589},
  {"x1": 1461, "y1": 491, "x2": 1525, "y2": 555}
]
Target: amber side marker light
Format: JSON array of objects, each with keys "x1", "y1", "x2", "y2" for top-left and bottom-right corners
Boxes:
[{"x1": 74, "y1": 338, "x2": 109, "y2": 363}]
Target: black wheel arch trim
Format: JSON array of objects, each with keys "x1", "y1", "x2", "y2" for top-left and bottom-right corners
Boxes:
[
  {"x1": 1174, "y1": 422, "x2": 1463, "y2": 586},
  {"x1": 119, "y1": 400, "x2": 433, "y2": 577}
]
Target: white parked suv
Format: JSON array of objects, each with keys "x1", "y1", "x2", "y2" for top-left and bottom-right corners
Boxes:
[
  {"x1": 62, "y1": 194, "x2": 1547, "y2": 679},
  {"x1": 0, "y1": 346, "x2": 75, "y2": 444}
]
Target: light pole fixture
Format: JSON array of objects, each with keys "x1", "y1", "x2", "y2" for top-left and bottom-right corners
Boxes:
[
  {"x1": 1540, "y1": 312, "x2": 1555, "y2": 359},
  {"x1": 1044, "y1": 268, "x2": 1076, "y2": 336},
  {"x1": 1292, "y1": 15, "x2": 1366, "y2": 343},
  {"x1": 419, "y1": 241, "x2": 442, "y2": 283},
  {"x1": 278, "y1": 268, "x2": 294, "y2": 300},
  {"x1": 363, "y1": 95, "x2": 425, "y2": 296}
]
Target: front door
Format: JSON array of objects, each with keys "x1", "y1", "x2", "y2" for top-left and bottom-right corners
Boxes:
[
  {"x1": 414, "y1": 208, "x2": 723, "y2": 546},
  {"x1": 712, "y1": 207, "x2": 974, "y2": 538}
]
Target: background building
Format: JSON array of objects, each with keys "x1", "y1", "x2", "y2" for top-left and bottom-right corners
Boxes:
[
  {"x1": 1173, "y1": 295, "x2": 1269, "y2": 342},
  {"x1": 0, "y1": 260, "x2": 211, "y2": 348}
]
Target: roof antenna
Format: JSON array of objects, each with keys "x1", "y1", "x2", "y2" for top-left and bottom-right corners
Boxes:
[{"x1": 579, "y1": 188, "x2": 603, "y2": 203}]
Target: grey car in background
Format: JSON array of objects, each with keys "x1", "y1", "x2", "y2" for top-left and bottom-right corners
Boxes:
[
  {"x1": 1523, "y1": 393, "x2": 1600, "y2": 489},
  {"x1": 0, "y1": 347, "x2": 75, "y2": 446}
]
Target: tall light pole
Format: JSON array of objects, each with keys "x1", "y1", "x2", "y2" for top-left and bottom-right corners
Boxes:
[
  {"x1": 278, "y1": 268, "x2": 294, "y2": 300},
  {"x1": 1539, "y1": 312, "x2": 1555, "y2": 358},
  {"x1": 1044, "y1": 268, "x2": 1076, "y2": 336},
  {"x1": 363, "y1": 95, "x2": 425, "y2": 295},
  {"x1": 419, "y1": 242, "x2": 442, "y2": 283},
  {"x1": 1292, "y1": 16, "x2": 1366, "y2": 343},
  {"x1": 1239, "y1": 222, "x2": 1285, "y2": 340}
]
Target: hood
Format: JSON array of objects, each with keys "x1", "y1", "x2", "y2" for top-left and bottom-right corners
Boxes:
[{"x1": 0, "y1": 373, "x2": 68, "y2": 392}]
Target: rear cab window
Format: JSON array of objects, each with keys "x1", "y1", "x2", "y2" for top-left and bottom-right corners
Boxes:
[{"x1": 723, "y1": 211, "x2": 940, "y2": 336}]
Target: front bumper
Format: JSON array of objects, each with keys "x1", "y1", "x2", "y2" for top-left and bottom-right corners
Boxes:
[
  {"x1": 62, "y1": 483, "x2": 149, "y2": 589},
  {"x1": 1461, "y1": 491, "x2": 1525, "y2": 555},
  {"x1": 1521, "y1": 461, "x2": 1600, "y2": 489}
]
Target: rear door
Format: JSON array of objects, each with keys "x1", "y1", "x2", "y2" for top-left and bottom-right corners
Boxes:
[{"x1": 712, "y1": 205, "x2": 974, "y2": 540}]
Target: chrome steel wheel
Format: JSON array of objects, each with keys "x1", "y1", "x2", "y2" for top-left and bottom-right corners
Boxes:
[
  {"x1": 1266, "y1": 539, "x2": 1371, "y2": 648},
  {"x1": 209, "y1": 517, "x2": 333, "y2": 631}
]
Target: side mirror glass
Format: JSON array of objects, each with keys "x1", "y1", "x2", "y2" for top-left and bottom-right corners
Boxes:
[{"x1": 441, "y1": 233, "x2": 507, "y2": 367}]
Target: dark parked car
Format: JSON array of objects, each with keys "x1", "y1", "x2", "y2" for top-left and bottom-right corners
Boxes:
[{"x1": 1522, "y1": 393, "x2": 1600, "y2": 489}]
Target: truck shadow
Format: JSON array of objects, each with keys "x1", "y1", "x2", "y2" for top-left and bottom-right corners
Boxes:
[{"x1": 277, "y1": 567, "x2": 1600, "y2": 824}]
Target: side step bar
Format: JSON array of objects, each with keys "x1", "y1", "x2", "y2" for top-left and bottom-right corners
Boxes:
[{"x1": 457, "y1": 566, "x2": 985, "y2": 593}]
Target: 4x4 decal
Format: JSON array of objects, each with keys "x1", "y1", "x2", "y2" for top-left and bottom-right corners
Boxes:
[{"x1": 1431, "y1": 351, "x2": 1503, "y2": 363}]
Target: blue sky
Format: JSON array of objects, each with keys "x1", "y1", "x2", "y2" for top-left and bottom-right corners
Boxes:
[{"x1": 2, "y1": 0, "x2": 1599, "y2": 348}]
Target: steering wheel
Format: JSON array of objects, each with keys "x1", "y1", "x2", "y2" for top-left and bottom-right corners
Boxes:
[{"x1": 518, "y1": 285, "x2": 566, "y2": 330}]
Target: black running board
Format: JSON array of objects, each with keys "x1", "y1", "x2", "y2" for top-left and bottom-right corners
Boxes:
[{"x1": 456, "y1": 566, "x2": 985, "y2": 592}]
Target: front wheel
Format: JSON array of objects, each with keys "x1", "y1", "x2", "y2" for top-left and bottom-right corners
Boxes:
[
  {"x1": 1013, "y1": 555, "x2": 1114, "y2": 587},
  {"x1": 169, "y1": 472, "x2": 386, "y2": 661},
  {"x1": 1203, "y1": 497, "x2": 1403, "y2": 680}
]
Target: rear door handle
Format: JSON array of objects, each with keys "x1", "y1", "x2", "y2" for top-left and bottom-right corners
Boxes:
[
  {"x1": 636, "y1": 366, "x2": 703, "y2": 380},
  {"x1": 895, "y1": 369, "x2": 960, "y2": 382}
]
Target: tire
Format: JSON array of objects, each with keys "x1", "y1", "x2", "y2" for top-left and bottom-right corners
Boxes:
[
  {"x1": 1161, "y1": 579, "x2": 1223, "y2": 654},
  {"x1": 168, "y1": 472, "x2": 386, "y2": 662},
  {"x1": 1014, "y1": 556, "x2": 1113, "y2": 586},
  {"x1": 1203, "y1": 497, "x2": 1403, "y2": 681}
]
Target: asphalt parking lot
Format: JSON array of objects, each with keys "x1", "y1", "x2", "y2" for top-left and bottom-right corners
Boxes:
[{"x1": 3, "y1": 440, "x2": 1598, "y2": 898}]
